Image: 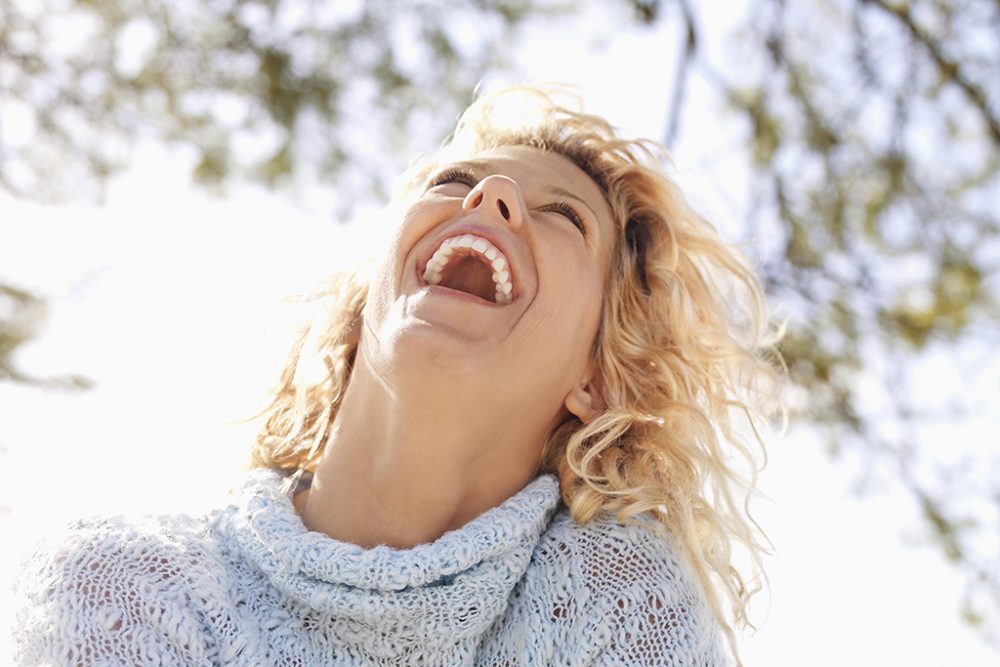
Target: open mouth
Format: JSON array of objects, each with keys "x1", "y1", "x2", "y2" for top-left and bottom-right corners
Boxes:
[{"x1": 422, "y1": 234, "x2": 514, "y2": 304}]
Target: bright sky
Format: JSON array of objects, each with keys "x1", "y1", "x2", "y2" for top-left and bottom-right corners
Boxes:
[{"x1": 2, "y1": 3, "x2": 998, "y2": 665}]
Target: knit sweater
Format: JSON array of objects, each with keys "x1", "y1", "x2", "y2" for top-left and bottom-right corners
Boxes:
[{"x1": 13, "y1": 470, "x2": 725, "y2": 666}]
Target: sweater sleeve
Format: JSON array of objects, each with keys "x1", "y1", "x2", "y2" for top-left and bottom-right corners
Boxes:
[
  {"x1": 12, "y1": 516, "x2": 223, "y2": 667},
  {"x1": 582, "y1": 516, "x2": 728, "y2": 667}
]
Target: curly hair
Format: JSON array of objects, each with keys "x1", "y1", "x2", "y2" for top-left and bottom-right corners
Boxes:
[{"x1": 248, "y1": 85, "x2": 784, "y2": 664}]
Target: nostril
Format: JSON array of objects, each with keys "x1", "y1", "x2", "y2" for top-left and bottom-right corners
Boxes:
[
  {"x1": 470, "y1": 193, "x2": 484, "y2": 208},
  {"x1": 497, "y1": 199, "x2": 510, "y2": 221}
]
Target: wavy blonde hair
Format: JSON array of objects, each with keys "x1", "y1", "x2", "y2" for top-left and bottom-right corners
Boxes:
[{"x1": 249, "y1": 86, "x2": 784, "y2": 663}]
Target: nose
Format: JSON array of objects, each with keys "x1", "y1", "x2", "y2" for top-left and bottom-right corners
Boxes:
[{"x1": 462, "y1": 175, "x2": 524, "y2": 230}]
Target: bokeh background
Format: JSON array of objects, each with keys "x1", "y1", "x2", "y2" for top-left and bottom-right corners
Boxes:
[{"x1": 2, "y1": 0, "x2": 998, "y2": 664}]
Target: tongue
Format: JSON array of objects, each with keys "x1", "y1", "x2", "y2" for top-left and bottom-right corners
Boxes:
[{"x1": 439, "y1": 255, "x2": 496, "y2": 302}]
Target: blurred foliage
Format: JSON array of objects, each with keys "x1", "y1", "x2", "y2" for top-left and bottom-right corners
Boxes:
[
  {"x1": 0, "y1": 284, "x2": 91, "y2": 389},
  {"x1": 1, "y1": 0, "x2": 998, "y2": 646},
  {"x1": 1, "y1": 0, "x2": 556, "y2": 396},
  {"x1": 715, "y1": 0, "x2": 1000, "y2": 644},
  {"x1": 0, "y1": 0, "x2": 556, "y2": 208}
]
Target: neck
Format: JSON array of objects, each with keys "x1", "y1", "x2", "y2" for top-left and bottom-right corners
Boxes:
[{"x1": 297, "y1": 359, "x2": 552, "y2": 549}]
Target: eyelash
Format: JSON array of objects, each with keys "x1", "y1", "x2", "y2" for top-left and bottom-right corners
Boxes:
[
  {"x1": 542, "y1": 201, "x2": 586, "y2": 235},
  {"x1": 430, "y1": 168, "x2": 478, "y2": 189},
  {"x1": 430, "y1": 167, "x2": 586, "y2": 236}
]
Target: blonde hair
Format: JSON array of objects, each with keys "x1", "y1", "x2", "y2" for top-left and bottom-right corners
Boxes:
[{"x1": 249, "y1": 86, "x2": 784, "y2": 663}]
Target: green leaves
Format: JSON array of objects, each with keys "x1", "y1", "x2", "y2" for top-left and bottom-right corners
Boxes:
[
  {"x1": 728, "y1": 0, "x2": 1000, "y2": 640},
  {"x1": 886, "y1": 255, "x2": 984, "y2": 349},
  {"x1": 0, "y1": 0, "x2": 549, "y2": 210},
  {"x1": 0, "y1": 284, "x2": 91, "y2": 390}
]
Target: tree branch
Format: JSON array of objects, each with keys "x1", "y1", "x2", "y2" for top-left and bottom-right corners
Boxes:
[
  {"x1": 862, "y1": 0, "x2": 1000, "y2": 145},
  {"x1": 663, "y1": 0, "x2": 698, "y2": 148}
]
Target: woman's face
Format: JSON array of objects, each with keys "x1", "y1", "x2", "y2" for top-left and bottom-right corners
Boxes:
[{"x1": 363, "y1": 144, "x2": 616, "y2": 427}]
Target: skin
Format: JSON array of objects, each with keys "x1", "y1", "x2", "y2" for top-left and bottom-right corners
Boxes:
[{"x1": 296, "y1": 145, "x2": 617, "y2": 549}]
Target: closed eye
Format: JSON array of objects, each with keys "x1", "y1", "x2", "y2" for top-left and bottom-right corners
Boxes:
[
  {"x1": 428, "y1": 167, "x2": 478, "y2": 190},
  {"x1": 541, "y1": 201, "x2": 586, "y2": 236}
]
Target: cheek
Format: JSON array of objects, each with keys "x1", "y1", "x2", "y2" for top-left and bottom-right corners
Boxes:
[
  {"x1": 539, "y1": 260, "x2": 606, "y2": 342},
  {"x1": 575, "y1": 274, "x2": 607, "y2": 341},
  {"x1": 360, "y1": 264, "x2": 391, "y2": 329},
  {"x1": 399, "y1": 198, "x2": 452, "y2": 244},
  {"x1": 369, "y1": 204, "x2": 435, "y2": 293},
  {"x1": 559, "y1": 248, "x2": 606, "y2": 311}
]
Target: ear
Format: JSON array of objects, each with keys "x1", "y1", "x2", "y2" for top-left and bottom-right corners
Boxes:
[{"x1": 563, "y1": 371, "x2": 605, "y2": 425}]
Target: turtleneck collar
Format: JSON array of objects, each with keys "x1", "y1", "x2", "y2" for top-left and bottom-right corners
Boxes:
[{"x1": 212, "y1": 469, "x2": 561, "y2": 661}]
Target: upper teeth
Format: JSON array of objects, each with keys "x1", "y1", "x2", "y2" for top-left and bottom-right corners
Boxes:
[{"x1": 422, "y1": 233, "x2": 514, "y2": 304}]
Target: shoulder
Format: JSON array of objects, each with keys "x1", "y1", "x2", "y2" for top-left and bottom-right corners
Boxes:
[
  {"x1": 18, "y1": 511, "x2": 219, "y2": 597},
  {"x1": 525, "y1": 506, "x2": 727, "y2": 666},
  {"x1": 535, "y1": 507, "x2": 709, "y2": 608},
  {"x1": 13, "y1": 512, "x2": 227, "y2": 666}
]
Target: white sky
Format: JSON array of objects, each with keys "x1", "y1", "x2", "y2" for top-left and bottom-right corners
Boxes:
[{"x1": 2, "y1": 2, "x2": 998, "y2": 665}]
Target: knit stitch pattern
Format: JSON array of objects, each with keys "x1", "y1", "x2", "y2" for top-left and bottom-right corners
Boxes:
[{"x1": 13, "y1": 470, "x2": 725, "y2": 666}]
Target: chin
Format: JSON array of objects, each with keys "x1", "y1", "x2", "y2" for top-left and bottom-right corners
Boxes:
[{"x1": 368, "y1": 316, "x2": 503, "y2": 383}]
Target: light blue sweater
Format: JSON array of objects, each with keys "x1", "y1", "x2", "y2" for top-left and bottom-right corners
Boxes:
[{"x1": 13, "y1": 470, "x2": 725, "y2": 666}]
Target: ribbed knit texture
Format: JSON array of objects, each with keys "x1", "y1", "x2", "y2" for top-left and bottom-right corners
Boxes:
[{"x1": 13, "y1": 470, "x2": 725, "y2": 666}]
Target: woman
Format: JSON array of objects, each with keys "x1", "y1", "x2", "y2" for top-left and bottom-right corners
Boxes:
[{"x1": 14, "y1": 86, "x2": 781, "y2": 666}]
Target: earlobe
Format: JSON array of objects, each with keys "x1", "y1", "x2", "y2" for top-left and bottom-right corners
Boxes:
[{"x1": 564, "y1": 379, "x2": 604, "y2": 425}]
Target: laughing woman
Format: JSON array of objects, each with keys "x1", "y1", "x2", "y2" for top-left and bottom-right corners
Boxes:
[{"x1": 14, "y1": 87, "x2": 782, "y2": 666}]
